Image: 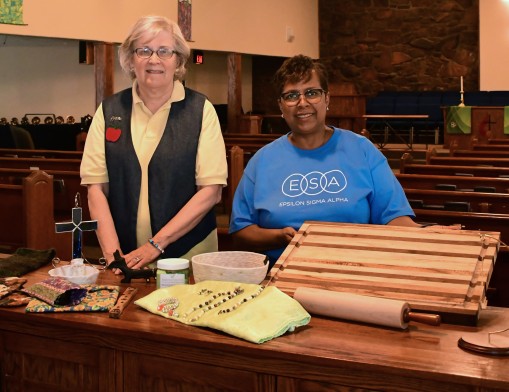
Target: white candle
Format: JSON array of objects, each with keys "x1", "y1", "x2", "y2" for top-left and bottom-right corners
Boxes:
[{"x1": 461, "y1": 76, "x2": 464, "y2": 92}]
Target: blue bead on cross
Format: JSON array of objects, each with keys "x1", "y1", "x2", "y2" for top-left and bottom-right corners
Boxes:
[{"x1": 55, "y1": 193, "x2": 97, "y2": 260}]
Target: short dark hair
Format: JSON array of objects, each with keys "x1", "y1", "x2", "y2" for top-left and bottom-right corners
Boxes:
[{"x1": 273, "y1": 55, "x2": 329, "y2": 96}]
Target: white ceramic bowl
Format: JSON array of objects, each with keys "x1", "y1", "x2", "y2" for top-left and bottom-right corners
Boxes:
[
  {"x1": 48, "y1": 259, "x2": 99, "y2": 285},
  {"x1": 192, "y1": 251, "x2": 269, "y2": 284}
]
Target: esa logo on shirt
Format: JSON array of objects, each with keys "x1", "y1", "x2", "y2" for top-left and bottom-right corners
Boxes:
[{"x1": 281, "y1": 170, "x2": 347, "y2": 197}]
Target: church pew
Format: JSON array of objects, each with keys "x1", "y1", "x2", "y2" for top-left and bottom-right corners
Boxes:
[
  {"x1": 0, "y1": 170, "x2": 64, "y2": 255},
  {"x1": 488, "y1": 138, "x2": 509, "y2": 144},
  {"x1": 0, "y1": 167, "x2": 97, "y2": 256},
  {"x1": 404, "y1": 188, "x2": 509, "y2": 214},
  {"x1": 426, "y1": 146, "x2": 509, "y2": 166},
  {"x1": 427, "y1": 155, "x2": 509, "y2": 167},
  {"x1": 223, "y1": 133, "x2": 280, "y2": 142},
  {"x1": 217, "y1": 145, "x2": 244, "y2": 251},
  {"x1": 396, "y1": 173, "x2": 509, "y2": 193},
  {"x1": 472, "y1": 144, "x2": 509, "y2": 151},
  {"x1": 400, "y1": 153, "x2": 509, "y2": 177},
  {"x1": 0, "y1": 167, "x2": 87, "y2": 218},
  {"x1": 223, "y1": 133, "x2": 282, "y2": 165},
  {"x1": 413, "y1": 208, "x2": 509, "y2": 244},
  {"x1": 0, "y1": 156, "x2": 81, "y2": 172},
  {"x1": 217, "y1": 145, "x2": 244, "y2": 216},
  {"x1": 0, "y1": 147, "x2": 83, "y2": 159},
  {"x1": 224, "y1": 141, "x2": 264, "y2": 153},
  {"x1": 450, "y1": 149, "x2": 509, "y2": 158}
]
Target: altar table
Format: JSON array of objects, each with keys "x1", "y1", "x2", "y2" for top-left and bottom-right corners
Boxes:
[{"x1": 1, "y1": 263, "x2": 509, "y2": 391}]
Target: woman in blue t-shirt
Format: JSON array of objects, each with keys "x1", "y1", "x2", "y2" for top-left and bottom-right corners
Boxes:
[{"x1": 229, "y1": 55, "x2": 453, "y2": 268}]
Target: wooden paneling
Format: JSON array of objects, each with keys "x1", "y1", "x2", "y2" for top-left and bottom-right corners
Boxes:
[
  {"x1": 327, "y1": 83, "x2": 366, "y2": 133},
  {"x1": 2, "y1": 332, "x2": 115, "y2": 392},
  {"x1": 1, "y1": 263, "x2": 509, "y2": 391}
]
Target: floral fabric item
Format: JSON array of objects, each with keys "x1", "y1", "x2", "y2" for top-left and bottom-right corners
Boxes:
[
  {"x1": 22, "y1": 277, "x2": 87, "y2": 306},
  {"x1": 0, "y1": 277, "x2": 31, "y2": 307},
  {"x1": 135, "y1": 280, "x2": 311, "y2": 344},
  {"x1": 0, "y1": 277, "x2": 26, "y2": 299},
  {"x1": 25, "y1": 284, "x2": 120, "y2": 313}
]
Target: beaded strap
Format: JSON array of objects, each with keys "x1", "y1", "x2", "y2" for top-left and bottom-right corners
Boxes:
[{"x1": 148, "y1": 238, "x2": 165, "y2": 254}]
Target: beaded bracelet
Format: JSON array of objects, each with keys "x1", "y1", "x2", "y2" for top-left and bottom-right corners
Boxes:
[{"x1": 148, "y1": 238, "x2": 165, "y2": 254}]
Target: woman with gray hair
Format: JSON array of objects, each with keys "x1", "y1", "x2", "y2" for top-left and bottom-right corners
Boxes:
[{"x1": 81, "y1": 15, "x2": 227, "y2": 271}]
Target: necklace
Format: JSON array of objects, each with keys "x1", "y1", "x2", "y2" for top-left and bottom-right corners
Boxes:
[
  {"x1": 169, "y1": 285, "x2": 266, "y2": 323},
  {"x1": 179, "y1": 286, "x2": 245, "y2": 322}
]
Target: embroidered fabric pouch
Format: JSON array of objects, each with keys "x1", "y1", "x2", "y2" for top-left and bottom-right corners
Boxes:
[
  {"x1": 135, "y1": 280, "x2": 311, "y2": 344},
  {"x1": 25, "y1": 284, "x2": 120, "y2": 313},
  {"x1": 22, "y1": 277, "x2": 87, "y2": 306}
]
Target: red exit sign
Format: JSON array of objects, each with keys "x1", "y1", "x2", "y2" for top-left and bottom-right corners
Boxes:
[{"x1": 193, "y1": 50, "x2": 204, "y2": 64}]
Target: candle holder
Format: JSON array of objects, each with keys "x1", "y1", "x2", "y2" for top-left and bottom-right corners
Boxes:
[{"x1": 458, "y1": 90, "x2": 465, "y2": 107}]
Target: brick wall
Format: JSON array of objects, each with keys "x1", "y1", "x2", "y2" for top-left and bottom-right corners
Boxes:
[{"x1": 253, "y1": 0, "x2": 479, "y2": 114}]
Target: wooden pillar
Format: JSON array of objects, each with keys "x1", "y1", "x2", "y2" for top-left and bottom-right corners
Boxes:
[
  {"x1": 94, "y1": 42, "x2": 115, "y2": 109},
  {"x1": 227, "y1": 53, "x2": 242, "y2": 133}
]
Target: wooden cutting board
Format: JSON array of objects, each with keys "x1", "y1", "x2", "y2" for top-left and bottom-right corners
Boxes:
[{"x1": 267, "y1": 221, "x2": 500, "y2": 326}]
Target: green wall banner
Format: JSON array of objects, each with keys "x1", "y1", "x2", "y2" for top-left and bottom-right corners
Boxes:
[
  {"x1": 0, "y1": 0, "x2": 24, "y2": 25},
  {"x1": 446, "y1": 106, "x2": 472, "y2": 134}
]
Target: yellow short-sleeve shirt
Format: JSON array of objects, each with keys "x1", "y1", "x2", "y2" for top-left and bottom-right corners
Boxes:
[{"x1": 80, "y1": 81, "x2": 227, "y2": 257}]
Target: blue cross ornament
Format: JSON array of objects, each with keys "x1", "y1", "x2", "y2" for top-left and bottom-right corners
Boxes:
[{"x1": 55, "y1": 193, "x2": 97, "y2": 260}]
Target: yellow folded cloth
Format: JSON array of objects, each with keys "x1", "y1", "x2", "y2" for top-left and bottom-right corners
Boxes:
[{"x1": 135, "y1": 280, "x2": 310, "y2": 344}]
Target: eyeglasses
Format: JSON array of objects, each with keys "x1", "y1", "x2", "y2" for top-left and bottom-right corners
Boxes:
[
  {"x1": 280, "y1": 88, "x2": 326, "y2": 106},
  {"x1": 133, "y1": 47, "x2": 176, "y2": 59}
]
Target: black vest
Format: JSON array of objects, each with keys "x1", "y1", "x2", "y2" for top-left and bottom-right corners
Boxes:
[{"x1": 103, "y1": 87, "x2": 216, "y2": 256}]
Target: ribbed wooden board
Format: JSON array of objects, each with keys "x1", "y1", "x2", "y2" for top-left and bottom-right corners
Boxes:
[{"x1": 267, "y1": 221, "x2": 500, "y2": 325}]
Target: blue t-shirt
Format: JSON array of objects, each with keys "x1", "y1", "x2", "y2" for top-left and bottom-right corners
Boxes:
[{"x1": 229, "y1": 128, "x2": 415, "y2": 266}]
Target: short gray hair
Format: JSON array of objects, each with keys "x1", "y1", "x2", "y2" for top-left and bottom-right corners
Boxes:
[{"x1": 119, "y1": 15, "x2": 190, "y2": 81}]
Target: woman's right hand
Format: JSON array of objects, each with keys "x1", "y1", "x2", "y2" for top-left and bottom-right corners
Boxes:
[{"x1": 280, "y1": 227, "x2": 297, "y2": 244}]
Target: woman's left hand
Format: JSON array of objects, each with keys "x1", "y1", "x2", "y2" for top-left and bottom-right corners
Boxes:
[{"x1": 125, "y1": 243, "x2": 161, "y2": 269}]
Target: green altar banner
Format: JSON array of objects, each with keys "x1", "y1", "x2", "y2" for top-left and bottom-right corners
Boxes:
[
  {"x1": 0, "y1": 0, "x2": 24, "y2": 25},
  {"x1": 446, "y1": 106, "x2": 471, "y2": 134},
  {"x1": 504, "y1": 107, "x2": 509, "y2": 135}
]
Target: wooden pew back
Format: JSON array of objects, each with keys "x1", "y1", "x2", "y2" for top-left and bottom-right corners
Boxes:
[
  {"x1": 0, "y1": 168, "x2": 87, "y2": 218},
  {"x1": 223, "y1": 133, "x2": 281, "y2": 166},
  {"x1": 0, "y1": 167, "x2": 95, "y2": 257},
  {"x1": 426, "y1": 147, "x2": 509, "y2": 166},
  {"x1": 0, "y1": 156, "x2": 81, "y2": 172},
  {"x1": 413, "y1": 208, "x2": 509, "y2": 245},
  {"x1": 472, "y1": 144, "x2": 509, "y2": 151},
  {"x1": 396, "y1": 173, "x2": 509, "y2": 193},
  {"x1": 0, "y1": 170, "x2": 55, "y2": 253},
  {"x1": 427, "y1": 155, "x2": 509, "y2": 167},
  {"x1": 0, "y1": 148, "x2": 83, "y2": 159},
  {"x1": 401, "y1": 163, "x2": 509, "y2": 177},
  {"x1": 404, "y1": 188, "x2": 509, "y2": 214},
  {"x1": 217, "y1": 145, "x2": 244, "y2": 251},
  {"x1": 451, "y1": 149, "x2": 509, "y2": 158},
  {"x1": 488, "y1": 138, "x2": 509, "y2": 144}
]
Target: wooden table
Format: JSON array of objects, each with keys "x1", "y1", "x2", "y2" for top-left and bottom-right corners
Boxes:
[
  {"x1": 363, "y1": 114, "x2": 430, "y2": 148},
  {"x1": 1, "y1": 263, "x2": 509, "y2": 391}
]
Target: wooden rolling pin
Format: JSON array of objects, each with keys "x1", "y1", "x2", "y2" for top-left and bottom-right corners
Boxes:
[{"x1": 294, "y1": 287, "x2": 440, "y2": 329}]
